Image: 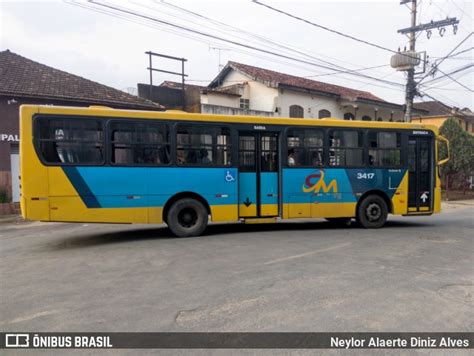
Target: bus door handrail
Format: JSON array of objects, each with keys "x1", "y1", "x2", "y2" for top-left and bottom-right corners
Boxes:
[{"x1": 437, "y1": 135, "x2": 450, "y2": 166}]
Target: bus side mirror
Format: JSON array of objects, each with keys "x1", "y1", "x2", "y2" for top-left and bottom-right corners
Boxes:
[{"x1": 437, "y1": 135, "x2": 449, "y2": 166}]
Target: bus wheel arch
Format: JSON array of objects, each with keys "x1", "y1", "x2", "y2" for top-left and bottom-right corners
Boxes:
[
  {"x1": 356, "y1": 190, "x2": 391, "y2": 229},
  {"x1": 163, "y1": 192, "x2": 211, "y2": 236}
]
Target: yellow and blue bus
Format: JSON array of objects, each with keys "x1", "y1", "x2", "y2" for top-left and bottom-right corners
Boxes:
[{"x1": 20, "y1": 105, "x2": 449, "y2": 237}]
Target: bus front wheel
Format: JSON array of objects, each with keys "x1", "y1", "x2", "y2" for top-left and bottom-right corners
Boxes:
[
  {"x1": 167, "y1": 198, "x2": 208, "y2": 237},
  {"x1": 356, "y1": 195, "x2": 388, "y2": 229}
]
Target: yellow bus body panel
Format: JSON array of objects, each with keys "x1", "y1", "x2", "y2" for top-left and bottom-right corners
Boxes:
[{"x1": 19, "y1": 105, "x2": 442, "y2": 225}]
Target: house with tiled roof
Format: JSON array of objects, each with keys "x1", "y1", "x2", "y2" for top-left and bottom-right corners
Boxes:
[
  {"x1": 201, "y1": 61, "x2": 420, "y2": 121},
  {"x1": 0, "y1": 49, "x2": 163, "y2": 207},
  {"x1": 412, "y1": 100, "x2": 474, "y2": 134}
]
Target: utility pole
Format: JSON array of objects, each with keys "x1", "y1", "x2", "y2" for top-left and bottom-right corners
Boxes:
[
  {"x1": 404, "y1": 0, "x2": 417, "y2": 123},
  {"x1": 393, "y1": 0, "x2": 459, "y2": 122}
]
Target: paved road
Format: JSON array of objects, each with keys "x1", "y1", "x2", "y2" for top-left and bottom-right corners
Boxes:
[{"x1": 0, "y1": 205, "x2": 472, "y2": 333}]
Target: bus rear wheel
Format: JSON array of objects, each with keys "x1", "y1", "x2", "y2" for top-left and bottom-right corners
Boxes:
[
  {"x1": 167, "y1": 198, "x2": 208, "y2": 237},
  {"x1": 356, "y1": 194, "x2": 388, "y2": 229}
]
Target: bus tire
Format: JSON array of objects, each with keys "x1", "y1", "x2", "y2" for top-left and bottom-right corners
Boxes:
[
  {"x1": 357, "y1": 194, "x2": 388, "y2": 228},
  {"x1": 325, "y1": 217, "x2": 352, "y2": 226},
  {"x1": 167, "y1": 198, "x2": 208, "y2": 237}
]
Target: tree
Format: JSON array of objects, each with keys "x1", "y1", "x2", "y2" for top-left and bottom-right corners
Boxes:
[{"x1": 439, "y1": 117, "x2": 474, "y2": 198}]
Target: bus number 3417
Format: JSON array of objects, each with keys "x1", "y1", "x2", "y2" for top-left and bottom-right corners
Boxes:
[{"x1": 357, "y1": 172, "x2": 375, "y2": 179}]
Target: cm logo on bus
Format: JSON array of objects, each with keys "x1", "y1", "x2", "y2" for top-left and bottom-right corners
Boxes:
[{"x1": 302, "y1": 169, "x2": 338, "y2": 194}]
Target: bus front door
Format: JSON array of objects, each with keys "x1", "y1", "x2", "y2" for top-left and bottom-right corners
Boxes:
[
  {"x1": 238, "y1": 132, "x2": 279, "y2": 218},
  {"x1": 408, "y1": 136, "x2": 433, "y2": 213}
]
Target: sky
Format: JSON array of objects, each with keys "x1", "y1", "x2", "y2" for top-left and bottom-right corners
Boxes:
[{"x1": 1, "y1": 0, "x2": 473, "y2": 109}]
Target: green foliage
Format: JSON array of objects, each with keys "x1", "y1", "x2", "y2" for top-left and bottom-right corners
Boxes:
[{"x1": 439, "y1": 117, "x2": 474, "y2": 190}]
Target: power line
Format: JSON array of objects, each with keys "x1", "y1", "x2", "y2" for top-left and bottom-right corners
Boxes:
[
  {"x1": 252, "y1": 0, "x2": 401, "y2": 55},
  {"x1": 417, "y1": 32, "x2": 473, "y2": 84},
  {"x1": 305, "y1": 64, "x2": 391, "y2": 78},
  {"x1": 152, "y1": 0, "x2": 394, "y2": 78},
  {"x1": 431, "y1": 46, "x2": 473, "y2": 60},
  {"x1": 68, "y1": 0, "x2": 401, "y2": 92},
  {"x1": 418, "y1": 88, "x2": 463, "y2": 108},
  {"x1": 431, "y1": 0, "x2": 471, "y2": 32},
  {"x1": 82, "y1": 0, "x2": 405, "y2": 89},
  {"x1": 421, "y1": 63, "x2": 474, "y2": 84},
  {"x1": 449, "y1": 0, "x2": 473, "y2": 21}
]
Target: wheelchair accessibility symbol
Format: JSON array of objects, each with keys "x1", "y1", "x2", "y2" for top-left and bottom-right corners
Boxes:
[{"x1": 225, "y1": 170, "x2": 236, "y2": 182}]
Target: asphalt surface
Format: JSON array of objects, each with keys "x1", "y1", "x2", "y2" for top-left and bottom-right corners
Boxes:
[{"x1": 0, "y1": 204, "x2": 472, "y2": 335}]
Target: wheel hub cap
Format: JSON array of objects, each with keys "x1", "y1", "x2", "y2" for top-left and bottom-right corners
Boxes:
[
  {"x1": 178, "y1": 208, "x2": 197, "y2": 228},
  {"x1": 366, "y1": 203, "x2": 381, "y2": 221}
]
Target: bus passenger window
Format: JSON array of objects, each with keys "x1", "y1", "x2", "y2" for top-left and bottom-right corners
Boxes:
[
  {"x1": 177, "y1": 125, "x2": 231, "y2": 166},
  {"x1": 261, "y1": 135, "x2": 277, "y2": 172},
  {"x1": 37, "y1": 118, "x2": 104, "y2": 165},
  {"x1": 329, "y1": 130, "x2": 363, "y2": 167},
  {"x1": 368, "y1": 131, "x2": 401, "y2": 167},
  {"x1": 286, "y1": 128, "x2": 323, "y2": 167},
  {"x1": 110, "y1": 121, "x2": 169, "y2": 165}
]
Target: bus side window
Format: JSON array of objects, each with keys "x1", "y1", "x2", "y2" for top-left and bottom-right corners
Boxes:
[
  {"x1": 286, "y1": 128, "x2": 324, "y2": 167},
  {"x1": 328, "y1": 129, "x2": 363, "y2": 167},
  {"x1": 176, "y1": 125, "x2": 231, "y2": 166},
  {"x1": 368, "y1": 131, "x2": 401, "y2": 167},
  {"x1": 110, "y1": 121, "x2": 169, "y2": 165},
  {"x1": 37, "y1": 118, "x2": 104, "y2": 165}
]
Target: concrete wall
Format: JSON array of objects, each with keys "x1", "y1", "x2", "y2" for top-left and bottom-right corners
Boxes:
[
  {"x1": 219, "y1": 71, "x2": 279, "y2": 112},
  {"x1": 201, "y1": 92, "x2": 240, "y2": 108},
  {"x1": 277, "y1": 89, "x2": 340, "y2": 119},
  {"x1": 209, "y1": 69, "x2": 406, "y2": 121},
  {"x1": 412, "y1": 116, "x2": 474, "y2": 134},
  {"x1": 138, "y1": 83, "x2": 201, "y2": 112}
]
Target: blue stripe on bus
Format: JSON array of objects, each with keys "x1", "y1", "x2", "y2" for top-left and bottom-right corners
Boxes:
[
  {"x1": 62, "y1": 167, "x2": 102, "y2": 208},
  {"x1": 63, "y1": 166, "x2": 407, "y2": 209},
  {"x1": 64, "y1": 167, "x2": 238, "y2": 209},
  {"x1": 282, "y1": 168, "x2": 407, "y2": 204},
  {"x1": 238, "y1": 172, "x2": 257, "y2": 206},
  {"x1": 260, "y1": 172, "x2": 278, "y2": 205}
]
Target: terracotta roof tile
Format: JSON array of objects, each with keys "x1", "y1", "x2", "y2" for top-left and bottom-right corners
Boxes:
[
  {"x1": 413, "y1": 101, "x2": 453, "y2": 116},
  {"x1": 224, "y1": 61, "x2": 386, "y2": 102},
  {"x1": 0, "y1": 50, "x2": 162, "y2": 110}
]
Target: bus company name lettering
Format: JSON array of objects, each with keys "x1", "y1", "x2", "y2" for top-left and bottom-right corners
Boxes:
[
  {"x1": 253, "y1": 125, "x2": 266, "y2": 130},
  {"x1": 303, "y1": 169, "x2": 338, "y2": 194}
]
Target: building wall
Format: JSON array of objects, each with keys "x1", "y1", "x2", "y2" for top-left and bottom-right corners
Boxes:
[
  {"x1": 277, "y1": 89, "x2": 340, "y2": 118},
  {"x1": 220, "y1": 71, "x2": 279, "y2": 112},
  {"x1": 277, "y1": 88, "x2": 405, "y2": 121},
  {"x1": 411, "y1": 116, "x2": 447, "y2": 127},
  {"x1": 412, "y1": 115, "x2": 474, "y2": 134},
  {"x1": 201, "y1": 92, "x2": 240, "y2": 108},
  {"x1": 138, "y1": 83, "x2": 200, "y2": 112}
]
